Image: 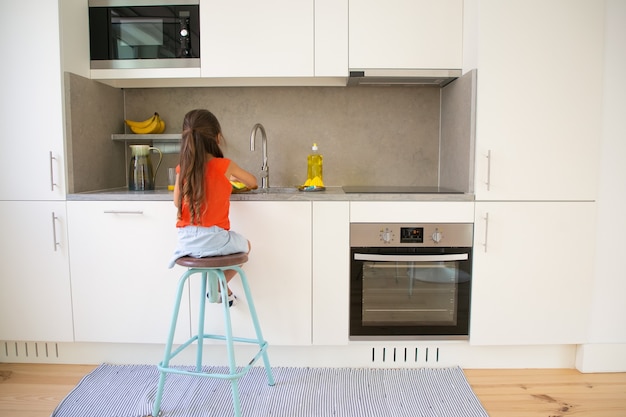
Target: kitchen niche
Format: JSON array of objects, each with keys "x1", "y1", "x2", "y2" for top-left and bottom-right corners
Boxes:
[{"x1": 65, "y1": 71, "x2": 475, "y2": 193}]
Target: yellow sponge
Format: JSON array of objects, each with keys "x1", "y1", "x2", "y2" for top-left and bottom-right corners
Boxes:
[{"x1": 230, "y1": 181, "x2": 247, "y2": 190}]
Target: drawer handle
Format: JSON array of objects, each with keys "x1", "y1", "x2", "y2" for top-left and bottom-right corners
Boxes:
[{"x1": 103, "y1": 210, "x2": 144, "y2": 215}]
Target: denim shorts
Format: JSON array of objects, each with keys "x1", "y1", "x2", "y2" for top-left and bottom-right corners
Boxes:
[{"x1": 168, "y1": 225, "x2": 249, "y2": 268}]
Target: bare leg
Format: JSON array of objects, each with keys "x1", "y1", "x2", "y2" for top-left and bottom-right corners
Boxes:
[{"x1": 223, "y1": 241, "x2": 251, "y2": 295}]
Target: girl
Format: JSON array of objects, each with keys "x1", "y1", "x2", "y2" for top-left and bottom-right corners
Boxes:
[{"x1": 168, "y1": 109, "x2": 258, "y2": 307}]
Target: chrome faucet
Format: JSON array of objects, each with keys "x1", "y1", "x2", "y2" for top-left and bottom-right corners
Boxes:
[{"x1": 249, "y1": 123, "x2": 269, "y2": 189}]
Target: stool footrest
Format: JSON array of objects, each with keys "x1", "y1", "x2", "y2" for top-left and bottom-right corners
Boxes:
[
  {"x1": 157, "y1": 341, "x2": 272, "y2": 383},
  {"x1": 166, "y1": 334, "x2": 268, "y2": 363}
]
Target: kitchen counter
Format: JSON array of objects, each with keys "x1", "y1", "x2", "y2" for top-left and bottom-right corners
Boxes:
[{"x1": 67, "y1": 187, "x2": 475, "y2": 202}]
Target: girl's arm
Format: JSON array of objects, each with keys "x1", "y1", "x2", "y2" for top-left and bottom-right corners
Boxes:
[{"x1": 226, "y1": 160, "x2": 258, "y2": 190}]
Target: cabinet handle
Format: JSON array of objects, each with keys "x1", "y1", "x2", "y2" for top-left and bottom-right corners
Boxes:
[
  {"x1": 49, "y1": 151, "x2": 57, "y2": 191},
  {"x1": 103, "y1": 210, "x2": 144, "y2": 215},
  {"x1": 485, "y1": 150, "x2": 491, "y2": 191},
  {"x1": 482, "y1": 212, "x2": 489, "y2": 253},
  {"x1": 51, "y1": 212, "x2": 60, "y2": 251}
]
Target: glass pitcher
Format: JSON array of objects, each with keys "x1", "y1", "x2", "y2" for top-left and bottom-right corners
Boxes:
[{"x1": 128, "y1": 145, "x2": 163, "y2": 191}]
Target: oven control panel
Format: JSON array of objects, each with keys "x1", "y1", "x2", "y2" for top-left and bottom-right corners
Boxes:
[{"x1": 350, "y1": 223, "x2": 473, "y2": 247}]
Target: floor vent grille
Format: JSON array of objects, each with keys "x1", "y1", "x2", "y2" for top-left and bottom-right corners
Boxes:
[
  {"x1": 1, "y1": 341, "x2": 60, "y2": 360},
  {"x1": 371, "y1": 346, "x2": 440, "y2": 365}
]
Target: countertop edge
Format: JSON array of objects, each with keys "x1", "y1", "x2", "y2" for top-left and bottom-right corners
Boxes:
[{"x1": 67, "y1": 187, "x2": 475, "y2": 202}]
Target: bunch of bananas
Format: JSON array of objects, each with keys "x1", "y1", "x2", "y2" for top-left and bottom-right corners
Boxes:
[{"x1": 125, "y1": 112, "x2": 166, "y2": 134}]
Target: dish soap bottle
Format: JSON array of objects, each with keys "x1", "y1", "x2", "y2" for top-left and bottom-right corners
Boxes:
[{"x1": 305, "y1": 143, "x2": 324, "y2": 187}]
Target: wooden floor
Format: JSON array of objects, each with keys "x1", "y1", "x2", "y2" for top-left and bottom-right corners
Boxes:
[{"x1": 1, "y1": 363, "x2": 625, "y2": 417}]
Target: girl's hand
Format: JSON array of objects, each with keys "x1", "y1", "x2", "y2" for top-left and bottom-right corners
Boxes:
[{"x1": 226, "y1": 161, "x2": 258, "y2": 190}]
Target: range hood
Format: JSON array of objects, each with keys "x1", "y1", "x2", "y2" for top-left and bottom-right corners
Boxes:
[{"x1": 348, "y1": 69, "x2": 461, "y2": 87}]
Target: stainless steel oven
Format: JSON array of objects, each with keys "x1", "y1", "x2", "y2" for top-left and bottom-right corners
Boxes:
[{"x1": 350, "y1": 223, "x2": 473, "y2": 340}]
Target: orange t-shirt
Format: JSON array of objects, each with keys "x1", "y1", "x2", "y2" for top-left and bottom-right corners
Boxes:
[{"x1": 176, "y1": 158, "x2": 232, "y2": 229}]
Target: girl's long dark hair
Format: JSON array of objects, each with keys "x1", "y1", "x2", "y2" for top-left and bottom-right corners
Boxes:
[{"x1": 177, "y1": 109, "x2": 224, "y2": 224}]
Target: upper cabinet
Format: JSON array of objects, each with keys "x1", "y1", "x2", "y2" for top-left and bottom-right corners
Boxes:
[
  {"x1": 315, "y1": 0, "x2": 349, "y2": 77},
  {"x1": 0, "y1": 1, "x2": 66, "y2": 200},
  {"x1": 202, "y1": 0, "x2": 313, "y2": 78},
  {"x1": 93, "y1": 0, "x2": 347, "y2": 87},
  {"x1": 202, "y1": 0, "x2": 348, "y2": 80},
  {"x1": 349, "y1": 0, "x2": 463, "y2": 70},
  {"x1": 470, "y1": 0, "x2": 604, "y2": 201}
]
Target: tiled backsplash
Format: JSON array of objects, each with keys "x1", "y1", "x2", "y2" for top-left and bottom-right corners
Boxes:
[{"x1": 65, "y1": 73, "x2": 473, "y2": 192}]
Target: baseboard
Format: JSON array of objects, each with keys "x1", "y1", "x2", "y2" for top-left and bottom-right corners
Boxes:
[
  {"x1": 1, "y1": 340, "x2": 576, "y2": 369},
  {"x1": 575, "y1": 343, "x2": 626, "y2": 372}
]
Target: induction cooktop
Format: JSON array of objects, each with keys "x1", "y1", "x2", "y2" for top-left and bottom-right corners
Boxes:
[{"x1": 342, "y1": 186, "x2": 464, "y2": 194}]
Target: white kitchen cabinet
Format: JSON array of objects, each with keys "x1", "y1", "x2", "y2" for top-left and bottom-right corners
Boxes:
[
  {"x1": 315, "y1": 0, "x2": 348, "y2": 77},
  {"x1": 0, "y1": 202, "x2": 73, "y2": 342},
  {"x1": 67, "y1": 201, "x2": 189, "y2": 344},
  {"x1": 349, "y1": 0, "x2": 463, "y2": 70},
  {"x1": 190, "y1": 201, "x2": 312, "y2": 346},
  {"x1": 201, "y1": 0, "x2": 314, "y2": 78},
  {"x1": 472, "y1": 0, "x2": 604, "y2": 200},
  {"x1": 470, "y1": 202, "x2": 595, "y2": 345},
  {"x1": 0, "y1": 0, "x2": 65, "y2": 201},
  {"x1": 0, "y1": 1, "x2": 74, "y2": 344},
  {"x1": 312, "y1": 202, "x2": 350, "y2": 345}
]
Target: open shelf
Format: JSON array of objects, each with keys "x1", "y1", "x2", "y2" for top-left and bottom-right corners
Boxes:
[{"x1": 111, "y1": 134, "x2": 181, "y2": 142}]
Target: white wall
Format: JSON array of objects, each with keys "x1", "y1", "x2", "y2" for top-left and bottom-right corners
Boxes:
[
  {"x1": 588, "y1": 0, "x2": 626, "y2": 343},
  {"x1": 577, "y1": 0, "x2": 626, "y2": 373}
]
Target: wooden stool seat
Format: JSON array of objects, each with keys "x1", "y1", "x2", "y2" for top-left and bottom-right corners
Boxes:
[{"x1": 175, "y1": 252, "x2": 248, "y2": 268}]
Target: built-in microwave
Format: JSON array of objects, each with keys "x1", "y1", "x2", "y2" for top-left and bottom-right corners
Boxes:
[{"x1": 88, "y1": 0, "x2": 200, "y2": 69}]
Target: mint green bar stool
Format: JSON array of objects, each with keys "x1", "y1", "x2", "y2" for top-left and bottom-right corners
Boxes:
[{"x1": 152, "y1": 252, "x2": 274, "y2": 417}]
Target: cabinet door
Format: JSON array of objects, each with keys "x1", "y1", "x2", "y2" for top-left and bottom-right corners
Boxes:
[
  {"x1": 473, "y1": 0, "x2": 604, "y2": 200},
  {"x1": 67, "y1": 201, "x2": 189, "y2": 344},
  {"x1": 0, "y1": 0, "x2": 65, "y2": 200},
  {"x1": 315, "y1": 0, "x2": 348, "y2": 77},
  {"x1": 349, "y1": 0, "x2": 463, "y2": 70},
  {"x1": 0, "y1": 202, "x2": 73, "y2": 341},
  {"x1": 470, "y1": 202, "x2": 595, "y2": 345},
  {"x1": 190, "y1": 201, "x2": 312, "y2": 345},
  {"x1": 201, "y1": 0, "x2": 314, "y2": 77},
  {"x1": 312, "y1": 202, "x2": 350, "y2": 345}
]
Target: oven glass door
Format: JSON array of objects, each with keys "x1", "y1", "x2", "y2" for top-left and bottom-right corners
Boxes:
[{"x1": 350, "y1": 247, "x2": 472, "y2": 339}]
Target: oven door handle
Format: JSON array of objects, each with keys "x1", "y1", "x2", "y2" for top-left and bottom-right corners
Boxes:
[{"x1": 353, "y1": 253, "x2": 469, "y2": 262}]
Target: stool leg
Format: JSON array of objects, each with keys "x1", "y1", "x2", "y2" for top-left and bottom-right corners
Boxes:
[
  {"x1": 196, "y1": 271, "x2": 208, "y2": 372},
  {"x1": 236, "y1": 266, "x2": 275, "y2": 386},
  {"x1": 207, "y1": 270, "x2": 219, "y2": 303},
  {"x1": 217, "y1": 269, "x2": 242, "y2": 417},
  {"x1": 153, "y1": 269, "x2": 192, "y2": 417}
]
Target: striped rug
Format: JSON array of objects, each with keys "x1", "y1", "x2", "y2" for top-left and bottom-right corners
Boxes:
[{"x1": 51, "y1": 364, "x2": 488, "y2": 417}]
